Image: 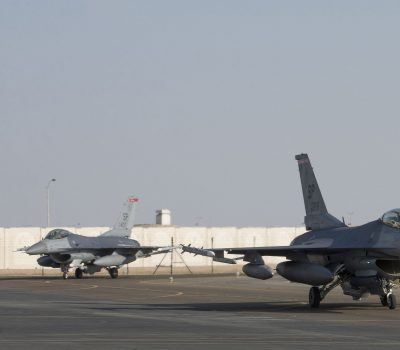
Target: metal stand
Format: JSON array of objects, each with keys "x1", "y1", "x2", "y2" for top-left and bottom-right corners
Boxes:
[
  {"x1": 211, "y1": 237, "x2": 214, "y2": 274},
  {"x1": 153, "y1": 237, "x2": 193, "y2": 276}
]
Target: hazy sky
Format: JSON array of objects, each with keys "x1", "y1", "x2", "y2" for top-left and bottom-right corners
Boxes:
[{"x1": 1, "y1": 1, "x2": 400, "y2": 228}]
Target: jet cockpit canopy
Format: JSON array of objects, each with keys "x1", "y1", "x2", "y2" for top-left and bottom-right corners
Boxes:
[
  {"x1": 45, "y1": 229, "x2": 70, "y2": 240},
  {"x1": 382, "y1": 209, "x2": 400, "y2": 229}
]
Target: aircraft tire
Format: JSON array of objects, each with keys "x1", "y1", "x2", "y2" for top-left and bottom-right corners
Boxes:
[
  {"x1": 380, "y1": 295, "x2": 388, "y2": 307},
  {"x1": 62, "y1": 272, "x2": 68, "y2": 280},
  {"x1": 75, "y1": 268, "x2": 83, "y2": 279},
  {"x1": 309, "y1": 287, "x2": 321, "y2": 308},
  {"x1": 109, "y1": 268, "x2": 118, "y2": 279},
  {"x1": 387, "y1": 294, "x2": 396, "y2": 310}
]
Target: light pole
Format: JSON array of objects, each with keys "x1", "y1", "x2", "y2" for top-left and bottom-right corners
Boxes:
[
  {"x1": 46, "y1": 178, "x2": 56, "y2": 227},
  {"x1": 347, "y1": 212, "x2": 354, "y2": 226}
]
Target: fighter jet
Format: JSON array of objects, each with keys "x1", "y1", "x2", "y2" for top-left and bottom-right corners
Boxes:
[
  {"x1": 182, "y1": 154, "x2": 400, "y2": 309},
  {"x1": 25, "y1": 196, "x2": 172, "y2": 279}
]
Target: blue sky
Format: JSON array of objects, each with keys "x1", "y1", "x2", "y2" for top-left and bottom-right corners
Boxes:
[{"x1": 1, "y1": 1, "x2": 400, "y2": 227}]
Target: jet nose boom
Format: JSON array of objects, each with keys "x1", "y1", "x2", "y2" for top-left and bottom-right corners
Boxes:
[{"x1": 26, "y1": 241, "x2": 48, "y2": 255}]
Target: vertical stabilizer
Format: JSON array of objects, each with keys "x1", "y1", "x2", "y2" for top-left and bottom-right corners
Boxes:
[
  {"x1": 100, "y1": 196, "x2": 139, "y2": 238},
  {"x1": 295, "y1": 154, "x2": 345, "y2": 230}
]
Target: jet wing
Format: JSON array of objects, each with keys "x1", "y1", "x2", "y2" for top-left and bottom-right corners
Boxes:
[
  {"x1": 181, "y1": 243, "x2": 348, "y2": 258},
  {"x1": 181, "y1": 244, "x2": 398, "y2": 263},
  {"x1": 223, "y1": 245, "x2": 399, "y2": 256},
  {"x1": 223, "y1": 245, "x2": 348, "y2": 256},
  {"x1": 136, "y1": 246, "x2": 175, "y2": 258},
  {"x1": 113, "y1": 246, "x2": 175, "y2": 258}
]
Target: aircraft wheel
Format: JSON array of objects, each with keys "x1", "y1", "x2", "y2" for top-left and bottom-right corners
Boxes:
[
  {"x1": 109, "y1": 268, "x2": 118, "y2": 279},
  {"x1": 309, "y1": 287, "x2": 321, "y2": 308},
  {"x1": 380, "y1": 295, "x2": 388, "y2": 307},
  {"x1": 75, "y1": 268, "x2": 83, "y2": 279},
  {"x1": 62, "y1": 272, "x2": 68, "y2": 280},
  {"x1": 387, "y1": 293, "x2": 396, "y2": 310}
]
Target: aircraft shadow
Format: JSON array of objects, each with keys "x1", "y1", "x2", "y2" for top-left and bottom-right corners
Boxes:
[{"x1": 92, "y1": 301, "x2": 383, "y2": 314}]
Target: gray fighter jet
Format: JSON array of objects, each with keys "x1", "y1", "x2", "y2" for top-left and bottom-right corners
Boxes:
[
  {"x1": 25, "y1": 196, "x2": 171, "y2": 279},
  {"x1": 182, "y1": 154, "x2": 400, "y2": 309}
]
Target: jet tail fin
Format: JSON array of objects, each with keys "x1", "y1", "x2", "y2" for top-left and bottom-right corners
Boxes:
[
  {"x1": 295, "y1": 154, "x2": 346, "y2": 230},
  {"x1": 100, "y1": 196, "x2": 139, "y2": 238}
]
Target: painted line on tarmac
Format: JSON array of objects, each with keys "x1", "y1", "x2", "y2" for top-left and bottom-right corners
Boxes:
[
  {"x1": 37, "y1": 281, "x2": 185, "y2": 300},
  {"x1": 80, "y1": 284, "x2": 98, "y2": 290},
  {"x1": 55, "y1": 282, "x2": 99, "y2": 290},
  {"x1": 158, "y1": 291, "x2": 184, "y2": 298},
  {"x1": 0, "y1": 338, "x2": 399, "y2": 345}
]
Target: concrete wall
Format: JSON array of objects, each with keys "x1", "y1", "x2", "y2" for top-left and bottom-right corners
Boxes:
[{"x1": 1, "y1": 225, "x2": 305, "y2": 274}]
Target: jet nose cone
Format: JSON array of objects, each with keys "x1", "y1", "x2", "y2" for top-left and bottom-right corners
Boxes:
[{"x1": 26, "y1": 241, "x2": 48, "y2": 255}]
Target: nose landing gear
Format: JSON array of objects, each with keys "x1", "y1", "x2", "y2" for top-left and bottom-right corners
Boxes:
[{"x1": 61, "y1": 265, "x2": 69, "y2": 279}]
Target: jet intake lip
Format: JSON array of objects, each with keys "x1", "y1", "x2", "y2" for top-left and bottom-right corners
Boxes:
[{"x1": 26, "y1": 241, "x2": 48, "y2": 255}]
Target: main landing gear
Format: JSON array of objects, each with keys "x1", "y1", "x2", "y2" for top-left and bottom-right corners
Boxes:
[
  {"x1": 75, "y1": 268, "x2": 83, "y2": 279},
  {"x1": 309, "y1": 287, "x2": 321, "y2": 308},
  {"x1": 309, "y1": 277, "x2": 397, "y2": 310},
  {"x1": 62, "y1": 265, "x2": 84, "y2": 279},
  {"x1": 380, "y1": 294, "x2": 396, "y2": 309},
  {"x1": 380, "y1": 280, "x2": 397, "y2": 310},
  {"x1": 107, "y1": 267, "x2": 119, "y2": 279},
  {"x1": 387, "y1": 294, "x2": 397, "y2": 310},
  {"x1": 308, "y1": 274, "x2": 344, "y2": 308}
]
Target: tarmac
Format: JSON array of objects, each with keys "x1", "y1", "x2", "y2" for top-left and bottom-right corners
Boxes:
[{"x1": 0, "y1": 274, "x2": 399, "y2": 350}]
